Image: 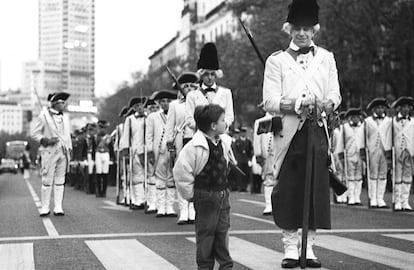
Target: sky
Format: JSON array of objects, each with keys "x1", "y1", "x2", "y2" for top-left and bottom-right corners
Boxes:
[{"x1": 0, "y1": 0, "x2": 182, "y2": 97}]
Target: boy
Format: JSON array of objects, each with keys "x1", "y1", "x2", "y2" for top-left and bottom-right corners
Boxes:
[{"x1": 173, "y1": 104, "x2": 234, "y2": 270}]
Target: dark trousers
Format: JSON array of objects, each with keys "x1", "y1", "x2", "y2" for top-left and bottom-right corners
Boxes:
[
  {"x1": 194, "y1": 189, "x2": 233, "y2": 270},
  {"x1": 252, "y1": 174, "x2": 262, "y2": 193},
  {"x1": 237, "y1": 163, "x2": 249, "y2": 191}
]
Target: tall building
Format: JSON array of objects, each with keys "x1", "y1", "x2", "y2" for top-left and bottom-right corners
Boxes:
[
  {"x1": 0, "y1": 100, "x2": 23, "y2": 134},
  {"x1": 149, "y1": 0, "x2": 238, "y2": 71},
  {"x1": 38, "y1": 0, "x2": 95, "y2": 105}
]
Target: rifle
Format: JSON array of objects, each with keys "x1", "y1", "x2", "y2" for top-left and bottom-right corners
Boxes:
[
  {"x1": 300, "y1": 101, "x2": 317, "y2": 268},
  {"x1": 391, "y1": 116, "x2": 396, "y2": 210},
  {"x1": 128, "y1": 117, "x2": 133, "y2": 207},
  {"x1": 166, "y1": 66, "x2": 184, "y2": 96},
  {"x1": 115, "y1": 124, "x2": 121, "y2": 204},
  {"x1": 238, "y1": 17, "x2": 266, "y2": 67},
  {"x1": 363, "y1": 120, "x2": 371, "y2": 205},
  {"x1": 342, "y1": 122, "x2": 349, "y2": 200}
]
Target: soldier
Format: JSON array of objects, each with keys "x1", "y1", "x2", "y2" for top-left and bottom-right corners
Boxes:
[
  {"x1": 339, "y1": 108, "x2": 365, "y2": 206},
  {"x1": 166, "y1": 71, "x2": 199, "y2": 225},
  {"x1": 233, "y1": 126, "x2": 253, "y2": 192},
  {"x1": 253, "y1": 113, "x2": 275, "y2": 215},
  {"x1": 70, "y1": 129, "x2": 85, "y2": 189},
  {"x1": 31, "y1": 92, "x2": 72, "y2": 217},
  {"x1": 391, "y1": 96, "x2": 414, "y2": 211},
  {"x1": 114, "y1": 106, "x2": 129, "y2": 204},
  {"x1": 95, "y1": 120, "x2": 112, "y2": 197},
  {"x1": 331, "y1": 111, "x2": 347, "y2": 203},
  {"x1": 120, "y1": 97, "x2": 147, "y2": 209},
  {"x1": 364, "y1": 98, "x2": 392, "y2": 208},
  {"x1": 185, "y1": 42, "x2": 234, "y2": 135},
  {"x1": 146, "y1": 90, "x2": 178, "y2": 217},
  {"x1": 85, "y1": 122, "x2": 97, "y2": 194},
  {"x1": 262, "y1": 0, "x2": 341, "y2": 267}
]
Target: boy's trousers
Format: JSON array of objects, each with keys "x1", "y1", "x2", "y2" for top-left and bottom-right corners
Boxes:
[{"x1": 194, "y1": 189, "x2": 233, "y2": 270}]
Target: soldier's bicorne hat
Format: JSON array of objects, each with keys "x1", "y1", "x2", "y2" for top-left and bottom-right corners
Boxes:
[
  {"x1": 197, "y1": 42, "x2": 223, "y2": 78},
  {"x1": 126, "y1": 107, "x2": 136, "y2": 116},
  {"x1": 240, "y1": 127, "x2": 248, "y2": 133},
  {"x1": 144, "y1": 98, "x2": 156, "y2": 108},
  {"x1": 98, "y1": 120, "x2": 110, "y2": 128},
  {"x1": 173, "y1": 72, "x2": 200, "y2": 90},
  {"x1": 338, "y1": 111, "x2": 346, "y2": 120},
  {"x1": 286, "y1": 0, "x2": 319, "y2": 27},
  {"x1": 118, "y1": 106, "x2": 129, "y2": 117},
  {"x1": 128, "y1": 96, "x2": 147, "y2": 108},
  {"x1": 366, "y1": 97, "x2": 388, "y2": 111},
  {"x1": 233, "y1": 128, "x2": 240, "y2": 134},
  {"x1": 47, "y1": 93, "x2": 55, "y2": 101},
  {"x1": 50, "y1": 92, "x2": 70, "y2": 103},
  {"x1": 391, "y1": 96, "x2": 414, "y2": 109},
  {"x1": 86, "y1": 122, "x2": 97, "y2": 130},
  {"x1": 345, "y1": 108, "x2": 363, "y2": 118},
  {"x1": 150, "y1": 90, "x2": 177, "y2": 101}
]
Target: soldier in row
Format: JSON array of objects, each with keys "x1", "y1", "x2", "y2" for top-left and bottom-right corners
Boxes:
[{"x1": 332, "y1": 96, "x2": 413, "y2": 211}]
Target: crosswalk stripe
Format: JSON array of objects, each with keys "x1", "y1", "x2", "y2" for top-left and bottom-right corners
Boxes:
[
  {"x1": 85, "y1": 239, "x2": 179, "y2": 270},
  {"x1": 0, "y1": 243, "x2": 35, "y2": 270},
  {"x1": 316, "y1": 235, "x2": 414, "y2": 270},
  {"x1": 232, "y1": 212, "x2": 274, "y2": 224},
  {"x1": 383, "y1": 233, "x2": 414, "y2": 242},
  {"x1": 187, "y1": 237, "x2": 329, "y2": 270}
]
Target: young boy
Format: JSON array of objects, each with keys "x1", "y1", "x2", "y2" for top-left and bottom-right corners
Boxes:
[{"x1": 173, "y1": 104, "x2": 234, "y2": 270}]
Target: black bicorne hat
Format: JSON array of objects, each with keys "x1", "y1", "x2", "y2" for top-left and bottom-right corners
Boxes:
[
  {"x1": 345, "y1": 108, "x2": 363, "y2": 118},
  {"x1": 50, "y1": 92, "x2": 70, "y2": 102},
  {"x1": 197, "y1": 43, "x2": 220, "y2": 70},
  {"x1": 391, "y1": 96, "x2": 414, "y2": 108},
  {"x1": 98, "y1": 120, "x2": 110, "y2": 128},
  {"x1": 366, "y1": 97, "x2": 389, "y2": 111},
  {"x1": 150, "y1": 90, "x2": 177, "y2": 101},
  {"x1": 119, "y1": 106, "x2": 129, "y2": 117},
  {"x1": 128, "y1": 96, "x2": 147, "y2": 108},
  {"x1": 286, "y1": 0, "x2": 319, "y2": 27}
]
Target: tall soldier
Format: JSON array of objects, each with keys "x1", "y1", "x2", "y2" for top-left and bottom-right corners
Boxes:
[
  {"x1": 95, "y1": 120, "x2": 112, "y2": 197},
  {"x1": 391, "y1": 96, "x2": 414, "y2": 211},
  {"x1": 167, "y1": 71, "x2": 199, "y2": 225},
  {"x1": 253, "y1": 112, "x2": 275, "y2": 215},
  {"x1": 262, "y1": 0, "x2": 341, "y2": 267},
  {"x1": 31, "y1": 92, "x2": 72, "y2": 217},
  {"x1": 185, "y1": 42, "x2": 234, "y2": 135},
  {"x1": 340, "y1": 108, "x2": 365, "y2": 206},
  {"x1": 120, "y1": 97, "x2": 147, "y2": 209},
  {"x1": 85, "y1": 123, "x2": 97, "y2": 194},
  {"x1": 364, "y1": 98, "x2": 392, "y2": 208},
  {"x1": 146, "y1": 90, "x2": 178, "y2": 217}
]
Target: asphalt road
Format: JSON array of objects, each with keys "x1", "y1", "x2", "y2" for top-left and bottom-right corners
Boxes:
[{"x1": 0, "y1": 171, "x2": 413, "y2": 270}]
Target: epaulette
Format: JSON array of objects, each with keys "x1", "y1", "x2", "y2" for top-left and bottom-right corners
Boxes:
[{"x1": 271, "y1": 50, "x2": 283, "y2": 56}]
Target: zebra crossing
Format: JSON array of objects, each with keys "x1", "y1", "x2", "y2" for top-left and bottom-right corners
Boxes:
[{"x1": 1, "y1": 233, "x2": 414, "y2": 269}]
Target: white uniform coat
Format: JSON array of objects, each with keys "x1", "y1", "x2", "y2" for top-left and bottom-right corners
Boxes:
[
  {"x1": 120, "y1": 114, "x2": 145, "y2": 155},
  {"x1": 262, "y1": 47, "x2": 341, "y2": 178},
  {"x1": 185, "y1": 86, "x2": 234, "y2": 134},
  {"x1": 365, "y1": 116, "x2": 392, "y2": 153},
  {"x1": 146, "y1": 111, "x2": 168, "y2": 159},
  {"x1": 165, "y1": 99, "x2": 187, "y2": 153},
  {"x1": 393, "y1": 117, "x2": 414, "y2": 157},
  {"x1": 173, "y1": 131, "x2": 236, "y2": 201}
]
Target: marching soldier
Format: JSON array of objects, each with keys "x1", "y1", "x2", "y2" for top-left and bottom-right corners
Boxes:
[
  {"x1": 85, "y1": 122, "x2": 97, "y2": 194},
  {"x1": 253, "y1": 113, "x2": 275, "y2": 215},
  {"x1": 332, "y1": 111, "x2": 347, "y2": 203},
  {"x1": 340, "y1": 108, "x2": 365, "y2": 206},
  {"x1": 262, "y1": 0, "x2": 341, "y2": 267},
  {"x1": 95, "y1": 120, "x2": 112, "y2": 197},
  {"x1": 114, "y1": 106, "x2": 129, "y2": 204},
  {"x1": 364, "y1": 98, "x2": 392, "y2": 208},
  {"x1": 31, "y1": 92, "x2": 72, "y2": 217},
  {"x1": 391, "y1": 96, "x2": 414, "y2": 211},
  {"x1": 185, "y1": 42, "x2": 234, "y2": 135},
  {"x1": 146, "y1": 90, "x2": 178, "y2": 217},
  {"x1": 166, "y1": 71, "x2": 199, "y2": 224},
  {"x1": 120, "y1": 97, "x2": 147, "y2": 209}
]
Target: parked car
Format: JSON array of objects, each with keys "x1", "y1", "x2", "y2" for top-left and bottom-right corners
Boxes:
[{"x1": 0, "y1": 158, "x2": 18, "y2": 174}]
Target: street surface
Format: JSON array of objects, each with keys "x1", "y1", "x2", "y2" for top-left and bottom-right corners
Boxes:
[{"x1": 0, "y1": 171, "x2": 413, "y2": 270}]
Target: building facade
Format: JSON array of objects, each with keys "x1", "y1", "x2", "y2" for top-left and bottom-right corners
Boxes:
[
  {"x1": 0, "y1": 101, "x2": 23, "y2": 134},
  {"x1": 149, "y1": 0, "x2": 238, "y2": 72},
  {"x1": 37, "y1": 0, "x2": 95, "y2": 105}
]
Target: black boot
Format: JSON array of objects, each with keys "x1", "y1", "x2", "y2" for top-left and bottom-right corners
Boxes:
[
  {"x1": 102, "y1": 174, "x2": 108, "y2": 197},
  {"x1": 95, "y1": 174, "x2": 102, "y2": 197}
]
